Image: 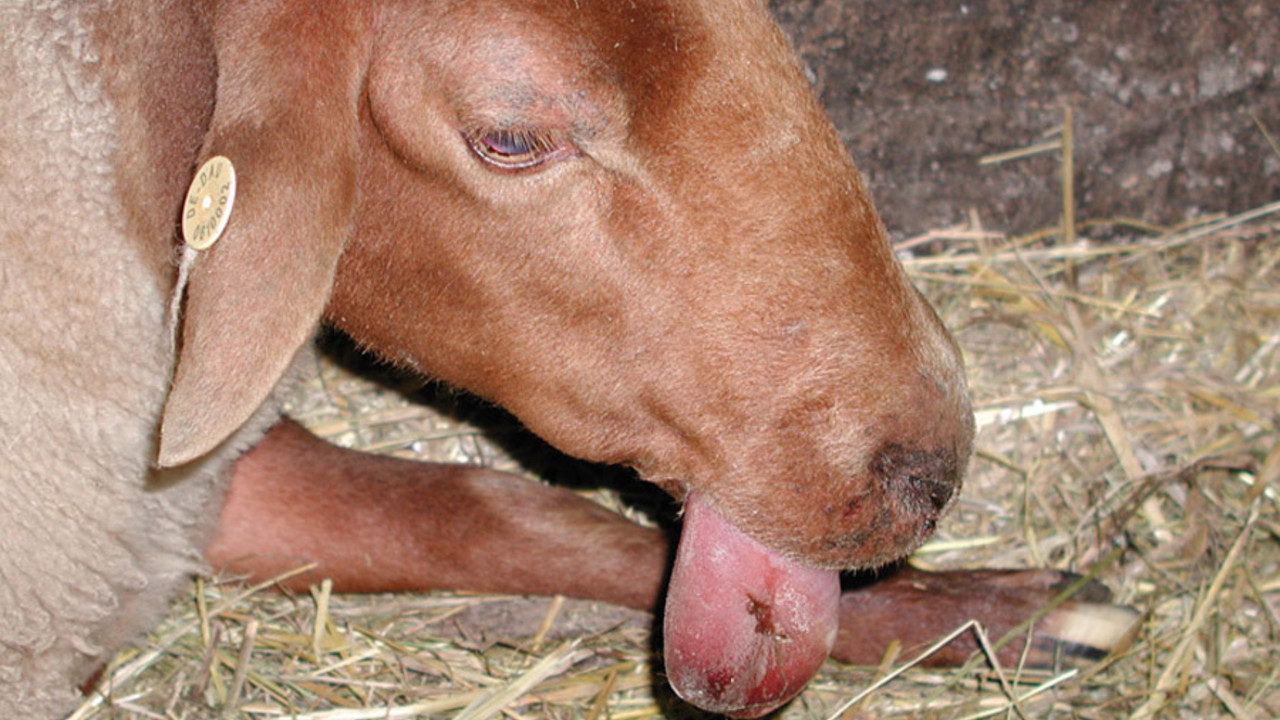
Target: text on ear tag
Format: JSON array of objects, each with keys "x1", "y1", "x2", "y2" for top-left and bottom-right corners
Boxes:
[{"x1": 182, "y1": 155, "x2": 237, "y2": 250}]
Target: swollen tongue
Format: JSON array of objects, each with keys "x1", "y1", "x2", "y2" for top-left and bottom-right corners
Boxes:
[{"x1": 663, "y1": 493, "x2": 841, "y2": 717}]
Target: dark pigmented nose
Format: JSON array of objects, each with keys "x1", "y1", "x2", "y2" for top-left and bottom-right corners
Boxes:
[{"x1": 870, "y1": 442, "x2": 960, "y2": 517}]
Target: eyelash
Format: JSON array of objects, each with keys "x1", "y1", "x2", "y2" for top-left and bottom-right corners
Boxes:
[{"x1": 465, "y1": 127, "x2": 565, "y2": 170}]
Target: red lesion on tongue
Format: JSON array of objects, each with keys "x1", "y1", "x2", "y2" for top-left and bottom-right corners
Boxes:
[
  {"x1": 663, "y1": 493, "x2": 841, "y2": 717},
  {"x1": 748, "y1": 595, "x2": 780, "y2": 636}
]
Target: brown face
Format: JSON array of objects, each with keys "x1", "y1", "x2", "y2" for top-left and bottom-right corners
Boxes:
[
  {"x1": 331, "y1": 0, "x2": 973, "y2": 572},
  {"x1": 324, "y1": 1, "x2": 973, "y2": 713}
]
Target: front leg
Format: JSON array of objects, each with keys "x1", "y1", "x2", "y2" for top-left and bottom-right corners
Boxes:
[{"x1": 208, "y1": 421, "x2": 1138, "y2": 671}]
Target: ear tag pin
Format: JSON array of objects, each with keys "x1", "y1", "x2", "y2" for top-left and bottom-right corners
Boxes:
[{"x1": 182, "y1": 156, "x2": 236, "y2": 250}]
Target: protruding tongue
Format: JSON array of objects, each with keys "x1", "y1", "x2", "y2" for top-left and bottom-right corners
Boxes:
[{"x1": 663, "y1": 492, "x2": 841, "y2": 717}]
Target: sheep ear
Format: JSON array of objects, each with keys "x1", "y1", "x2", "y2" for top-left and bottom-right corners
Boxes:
[{"x1": 157, "y1": 6, "x2": 369, "y2": 467}]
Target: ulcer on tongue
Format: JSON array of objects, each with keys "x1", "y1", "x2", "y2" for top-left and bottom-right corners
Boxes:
[{"x1": 663, "y1": 492, "x2": 841, "y2": 717}]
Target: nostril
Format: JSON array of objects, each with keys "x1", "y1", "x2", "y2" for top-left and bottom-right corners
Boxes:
[{"x1": 870, "y1": 443, "x2": 958, "y2": 514}]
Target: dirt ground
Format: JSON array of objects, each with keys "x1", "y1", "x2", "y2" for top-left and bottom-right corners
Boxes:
[{"x1": 770, "y1": 0, "x2": 1280, "y2": 237}]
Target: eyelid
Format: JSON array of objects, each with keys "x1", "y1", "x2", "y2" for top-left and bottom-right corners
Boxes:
[{"x1": 464, "y1": 126, "x2": 571, "y2": 171}]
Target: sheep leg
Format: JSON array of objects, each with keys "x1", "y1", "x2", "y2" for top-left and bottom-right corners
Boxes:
[{"x1": 209, "y1": 422, "x2": 1139, "y2": 669}]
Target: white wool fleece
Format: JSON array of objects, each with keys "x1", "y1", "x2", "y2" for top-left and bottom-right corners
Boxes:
[{"x1": 0, "y1": 3, "x2": 288, "y2": 716}]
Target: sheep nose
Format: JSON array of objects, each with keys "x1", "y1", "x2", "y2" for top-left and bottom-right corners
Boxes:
[{"x1": 870, "y1": 442, "x2": 960, "y2": 519}]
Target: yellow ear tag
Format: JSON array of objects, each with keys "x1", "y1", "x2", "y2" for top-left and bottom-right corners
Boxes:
[{"x1": 182, "y1": 155, "x2": 236, "y2": 250}]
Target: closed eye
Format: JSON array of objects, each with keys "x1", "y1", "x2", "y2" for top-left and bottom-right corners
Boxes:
[{"x1": 465, "y1": 127, "x2": 568, "y2": 170}]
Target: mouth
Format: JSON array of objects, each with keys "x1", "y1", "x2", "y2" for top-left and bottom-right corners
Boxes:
[{"x1": 663, "y1": 492, "x2": 841, "y2": 717}]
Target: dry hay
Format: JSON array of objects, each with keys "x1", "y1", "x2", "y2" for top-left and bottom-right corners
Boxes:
[{"x1": 72, "y1": 169, "x2": 1279, "y2": 717}]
